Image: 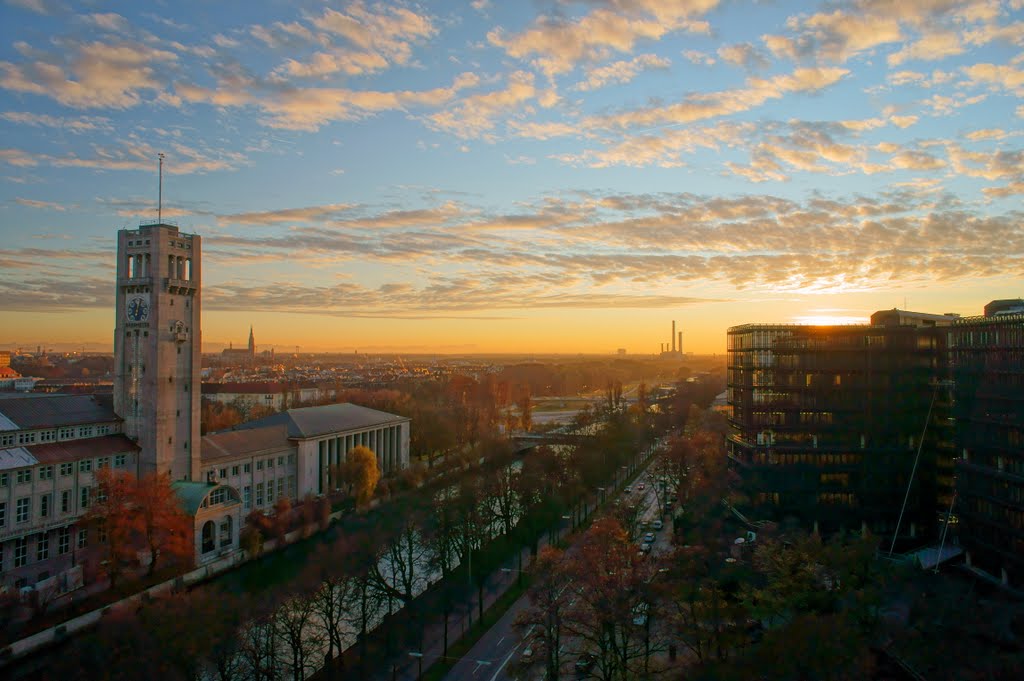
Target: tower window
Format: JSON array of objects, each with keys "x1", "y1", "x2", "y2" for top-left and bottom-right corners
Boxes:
[
  {"x1": 169, "y1": 376, "x2": 173, "y2": 383},
  {"x1": 170, "y1": 299, "x2": 174, "y2": 306},
  {"x1": 177, "y1": 347, "x2": 181, "y2": 355},
  {"x1": 168, "y1": 437, "x2": 172, "y2": 444}
]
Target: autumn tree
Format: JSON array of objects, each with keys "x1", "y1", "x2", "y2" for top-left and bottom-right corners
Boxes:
[
  {"x1": 274, "y1": 587, "x2": 323, "y2": 681},
  {"x1": 562, "y1": 518, "x2": 658, "y2": 681},
  {"x1": 134, "y1": 472, "x2": 193, "y2": 575},
  {"x1": 82, "y1": 467, "x2": 140, "y2": 587},
  {"x1": 516, "y1": 546, "x2": 573, "y2": 680},
  {"x1": 335, "y1": 445, "x2": 380, "y2": 507}
]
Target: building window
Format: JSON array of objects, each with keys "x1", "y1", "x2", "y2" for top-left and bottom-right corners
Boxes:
[
  {"x1": 277, "y1": 456, "x2": 284, "y2": 467},
  {"x1": 97, "y1": 520, "x2": 107, "y2": 544},
  {"x1": 288, "y1": 454, "x2": 295, "y2": 465},
  {"x1": 256, "y1": 483, "x2": 264, "y2": 506},
  {"x1": 61, "y1": 490, "x2": 71, "y2": 513},
  {"x1": 201, "y1": 521, "x2": 215, "y2": 554},
  {"x1": 210, "y1": 487, "x2": 228, "y2": 505},
  {"x1": 231, "y1": 465, "x2": 239, "y2": 476},
  {"x1": 277, "y1": 478, "x2": 284, "y2": 500},
  {"x1": 256, "y1": 460, "x2": 264, "y2": 471},
  {"x1": 17, "y1": 469, "x2": 31, "y2": 484},
  {"x1": 80, "y1": 486, "x2": 91, "y2": 509},
  {"x1": 77, "y1": 426, "x2": 94, "y2": 438},
  {"x1": 266, "y1": 480, "x2": 275, "y2": 504},
  {"x1": 58, "y1": 527, "x2": 70, "y2": 555},
  {"x1": 59, "y1": 427, "x2": 74, "y2": 439},
  {"x1": 219, "y1": 468, "x2": 227, "y2": 479},
  {"x1": 220, "y1": 517, "x2": 233, "y2": 548},
  {"x1": 1, "y1": 433, "x2": 14, "y2": 447},
  {"x1": 18, "y1": 432, "x2": 37, "y2": 445},
  {"x1": 114, "y1": 454, "x2": 126, "y2": 467},
  {"x1": 0, "y1": 501, "x2": 6, "y2": 526},
  {"x1": 267, "y1": 457, "x2": 274, "y2": 469},
  {"x1": 243, "y1": 486, "x2": 251, "y2": 509},
  {"x1": 97, "y1": 457, "x2": 110, "y2": 469},
  {"x1": 60, "y1": 463, "x2": 73, "y2": 476},
  {"x1": 98, "y1": 425, "x2": 111, "y2": 435},
  {"x1": 14, "y1": 537, "x2": 27, "y2": 567},
  {"x1": 77, "y1": 529, "x2": 88, "y2": 549},
  {"x1": 244, "y1": 463, "x2": 251, "y2": 473},
  {"x1": 37, "y1": 534, "x2": 49, "y2": 561},
  {"x1": 17, "y1": 497, "x2": 30, "y2": 523},
  {"x1": 38, "y1": 465, "x2": 53, "y2": 481},
  {"x1": 39, "y1": 430, "x2": 54, "y2": 442},
  {"x1": 79, "y1": 459, "x2": 93, "y2": 473},
  {"x1": 0, "y1": 472, "x2": 7, "y2": 486},
  {"x1": 288, "y1": 475, "x2": 296, "y2": 498},
  {"x1": 40, "y1": 493, "x2": 51, "y2": 518}
]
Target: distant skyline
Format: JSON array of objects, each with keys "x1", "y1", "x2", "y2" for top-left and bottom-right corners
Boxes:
[{"x1": 1, "y1": 0, "x2": 1022, "y2": 354}]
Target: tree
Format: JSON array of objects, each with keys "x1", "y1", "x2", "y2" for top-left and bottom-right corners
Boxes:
[
  {"x1": 517, "y1": 390, "x2": 533, "y2": 432},
  {"x1": 274, "y1": 588, "x2": 322, "y2": 681},
  {"x1": 82, "y1": 467, "x2": 140, "y2": 588},
  {"x1": 134, "y1": 472, "x2": 193, "y2": 575},
  {"x1": 561, "y1": 518, "x2": 657, "y2": 681},
  {"x1": 338, "y1": 445, "x2": 381, "y2": 508},
  {"x1": 516, "y1": 546, "x2": 573, "y2": 680},
  {"x1": 304, "y1": 539, "x2": 359, "y2": 674}
]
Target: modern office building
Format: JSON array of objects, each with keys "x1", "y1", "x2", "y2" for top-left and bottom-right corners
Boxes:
[
  {"x1": 950, "y1": 305, "x2": 1024, "y2": 586},
  {"x1": 726, "y1": 311, "x2": 956, "y2": 543}
]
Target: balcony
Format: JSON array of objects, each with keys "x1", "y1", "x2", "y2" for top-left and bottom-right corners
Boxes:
[{"x1": 166, "y1": 278, "x2": 197, "y2": 295}]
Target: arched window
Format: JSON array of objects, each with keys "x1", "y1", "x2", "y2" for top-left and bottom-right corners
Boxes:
[
  {"x1": 184, "y1": 258, "x2": 192, "y2": 280},
  {"x1": 127, "y1": 254, "x2": 135, "y2": 278},
  {"x1": 219, "y1": 516, "x2": 233, "y2": 548},
  {"x1": 201, "y1": 520, "x2": 216, "y2": 554}
]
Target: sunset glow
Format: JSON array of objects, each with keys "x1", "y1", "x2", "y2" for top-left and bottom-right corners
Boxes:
[{"x1": 1, "y1": 1, "x2": 1022, "y2": 354}]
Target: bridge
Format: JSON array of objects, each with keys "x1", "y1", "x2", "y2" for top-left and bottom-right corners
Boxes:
[{"x1": 511, "y1": 430, "x2": 597, "y2": 450}]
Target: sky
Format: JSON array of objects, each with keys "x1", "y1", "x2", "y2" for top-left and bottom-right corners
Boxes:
[{"x1": 0, "y1": 0, "x2": 1022, "y2": 355}]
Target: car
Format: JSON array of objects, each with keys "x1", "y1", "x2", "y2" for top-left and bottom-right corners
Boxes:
[
  {"x1": 623, "y1": 486, "x2": 632, "y2": 493},
  {"x1": 637, "y1": 483, "x2": 646, "y2": 491},
  {"x1": 653, "y1": 520, "x2": 663, "y2": 530},
  {"x1": 575, "y1": 653, "x2": 596, "y2": 675},
  {"x1": 643, "y1": 532, "x2": 655, "y2": 543},
  {"x1": 640, "y1": 542, "x2": 652, "y2": 553}
]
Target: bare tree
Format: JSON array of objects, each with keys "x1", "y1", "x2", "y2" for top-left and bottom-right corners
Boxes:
[{"x1": 275, "y1": 589, "x2": 323, "y2": 681}]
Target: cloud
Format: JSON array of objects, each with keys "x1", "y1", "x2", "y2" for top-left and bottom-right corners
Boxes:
[
  {"x1": 487, "y1": 0, "x2": 715, "y2": 78},
  {"x1": 14, "y1": 197, "x2": 67, "y2": 211},
  {"x1": 0, "y1": 139, "x2": 246, "y2": 174},
  {"x1": 962, "y1": 62, "x2": 1024, "y2": 96},
  {"x1": 887, "y1": 30, "x2": 964, "y2": 65},
  {"x1": 575, "y1": 53, "x2": 670, "y2": 91},
  {"x1": 0, "y1": 111, "x2": 112, "y2": 133},
  {"x1": 588, "y1": 66, "x2": 849, "y2": 130},
  {"x1": 427, "y1": 71, "x2": 538, "y2": 140},
  {"x1": 682, "y1": 49, "x2": 715, "y2": 66},
  {"x1": 219, "y1": 203, "x2": 357, "y2": 226},
  {"x1": 270, "y1": 3, "x2": 437, "y2": 79},
  {"x1": 0, "y1": 41, "x2": 177, "y2": 109},
  {"x1": 717, "y1": 43, "x2": 770, "y2": 70}
]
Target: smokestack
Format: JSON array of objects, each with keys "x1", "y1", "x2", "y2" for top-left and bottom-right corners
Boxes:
[
  {"x1": 671, "y1": 320, "x2": 676, "y2": 352},
  {"x1": 678, "y1": 331, "x2": 683, "y2": 355}
]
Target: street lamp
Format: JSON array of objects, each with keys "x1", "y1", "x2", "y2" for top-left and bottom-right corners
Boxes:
[{"x1": 409, "y1": 652, "x2": 423, "y2": 680}]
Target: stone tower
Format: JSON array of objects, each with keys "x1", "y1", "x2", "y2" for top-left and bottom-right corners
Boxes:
[
  {"x1": 248, "y1": 325, "x2": 255, "y2": 360},
  {"x1": 114, "y1": 223, "x2": 202, "y2": 481}
]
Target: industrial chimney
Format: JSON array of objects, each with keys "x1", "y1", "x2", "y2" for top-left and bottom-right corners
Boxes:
[
  {"x1": 672, "y1": 320, "x2": 676, "y2": 353},
  {"x1": 678, "y1": 331, "x2": 683, "y2": 355}
]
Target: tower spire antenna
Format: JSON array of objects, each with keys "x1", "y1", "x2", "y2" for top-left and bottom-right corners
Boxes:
[{"x1": 158, "y1": 152, "x2": 165, "y2": 224}]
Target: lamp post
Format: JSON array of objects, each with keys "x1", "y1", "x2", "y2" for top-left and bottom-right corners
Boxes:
[{"x1": 409, "y1": 651, "x2": 423, "y2": 681}]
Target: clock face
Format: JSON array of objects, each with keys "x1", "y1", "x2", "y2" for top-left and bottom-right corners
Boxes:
[{"x1": 126, "y1": 295, "x2": 150, "y2": 322}]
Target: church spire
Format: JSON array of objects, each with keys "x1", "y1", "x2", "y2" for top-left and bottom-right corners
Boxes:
[{"x1": 248, "y1": 325, "x2": 255, "y2": 355}]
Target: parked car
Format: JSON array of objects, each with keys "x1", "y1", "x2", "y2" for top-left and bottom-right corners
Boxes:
[
  {"x1": 653, "y1": 519, "x2": 663, "y2": 530},
  {"x1": 640, "y1": 542, "x2": 652, "y2": 553},
  {"x1": 575, "y1": 653, "x2": 596, "y2": 675},
  {"x1": 643, "y1": 532, "x2": 655, "y2": 543},
  {"x1": 637, "y1": 483, "x2": 646, "y2": 491},
  {"x1": 623, "y1": 486, "x2": 632, "y2": 493}
]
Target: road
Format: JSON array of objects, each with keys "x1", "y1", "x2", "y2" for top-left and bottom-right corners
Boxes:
[{"x1": 444, "y1": 450, "x2": 663, "y2": 681}]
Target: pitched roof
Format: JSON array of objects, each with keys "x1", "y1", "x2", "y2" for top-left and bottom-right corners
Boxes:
[
  {"x1": 201, "y1": 424, "x2": 294, "y2": 463},
  {"x1": 0, "y1": 394, "x2": 119, "y2": 430},
  {"x1": 29, "y1": 434, "x2": 139, "y2": 464},
  {"x1": 235, "y1": 402, "x2": 408, "y2": 439}
]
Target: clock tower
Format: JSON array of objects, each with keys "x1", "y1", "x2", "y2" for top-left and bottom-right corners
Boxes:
[{"x1": 114, "y1": 223, "x2": 201, "y2": 481}]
